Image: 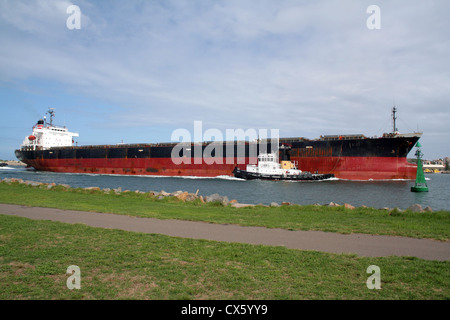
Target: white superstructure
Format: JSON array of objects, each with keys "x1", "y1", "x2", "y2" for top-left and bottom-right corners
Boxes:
[
  {"x1": 245, "y1": 152, "x2": 302, "y2": 176},
  {"x1": 20, "y1": 108, "x2": 79, "y2": 151}
]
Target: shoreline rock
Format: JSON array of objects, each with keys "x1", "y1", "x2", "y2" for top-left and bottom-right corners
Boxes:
[
  {"x1": 0, "y1": 178, "x2": 436, "y2": 212},
  {"x1": 205, "y1": 193, "x2": 230, "y2": 206}
]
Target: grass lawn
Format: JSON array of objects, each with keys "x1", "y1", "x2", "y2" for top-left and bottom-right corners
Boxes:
[
  {"x1": 0, "y1": 181, "x2": 449, "y2": 300},
  {"x1": 0, "y1": 181, "x2": 449, "y2": 240},
  {"x1": 0, "y1": 214, "x2": 448, "y2": 300}
]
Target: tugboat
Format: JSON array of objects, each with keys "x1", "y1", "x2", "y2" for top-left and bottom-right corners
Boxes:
[{"x1": 232, "y1": 152, "x2": 334, "y2": 181}]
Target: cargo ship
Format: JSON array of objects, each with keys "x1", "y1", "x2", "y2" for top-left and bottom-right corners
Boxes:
[{"x1": 15, "y1": 108, "x2": 421, "y2": 180}]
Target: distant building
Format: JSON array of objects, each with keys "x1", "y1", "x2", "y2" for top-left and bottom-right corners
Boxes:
[{"x1": 423, "y1": 163, "x2": 445, "y2": 173}]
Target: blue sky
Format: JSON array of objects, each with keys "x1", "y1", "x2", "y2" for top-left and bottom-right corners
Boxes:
[{"x1": 1, "y1": 0, "x2": 449, "y2": 160}]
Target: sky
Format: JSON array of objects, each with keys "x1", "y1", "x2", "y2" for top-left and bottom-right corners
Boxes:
[{"x1": 1, "y1": 0, "x2": 449, "y2": 160}]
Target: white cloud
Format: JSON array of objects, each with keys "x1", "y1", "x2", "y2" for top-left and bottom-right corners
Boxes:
[
  {"x1": 0, "y1": 0, "x2": 70, "y2": 32},
  {"x1": 1, "y1": 0, "x2": 449, "y2": 158}
]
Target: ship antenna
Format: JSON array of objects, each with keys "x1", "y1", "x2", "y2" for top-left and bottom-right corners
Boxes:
[
  {"x1": 47, "y1": 108, "x2": 55, "y2": 126},
  {"x1": 392, "y1": 106, "x2": 398, "y2": 133}
]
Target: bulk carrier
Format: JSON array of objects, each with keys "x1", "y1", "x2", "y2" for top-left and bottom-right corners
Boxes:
[{"x1": 15, "y1": 108, "x2": 421, "y2": 180}]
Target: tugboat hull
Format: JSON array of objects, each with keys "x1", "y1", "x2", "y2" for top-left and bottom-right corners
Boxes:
[{"x1": 232, "y1": 167, "x2": 334, "y2": 181}]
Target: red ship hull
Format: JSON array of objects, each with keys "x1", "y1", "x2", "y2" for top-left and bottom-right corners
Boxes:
[
  {"x1": 293, "y1": 156, "x2": 417, "y2": 180},
  {"x1": 19, "y1": 155, "x2": 417, "y2": 180},
  {"x1": 15, "y1": 134, "x2": 421, "y2": 181},
  {"x1": 20, "y1": 157, "x2": 250, "y2": 177}
]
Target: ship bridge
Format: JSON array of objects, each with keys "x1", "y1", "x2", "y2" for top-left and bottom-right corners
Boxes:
[{"x1": 20, "y1": 109, "x2": 79, "y2": 151}]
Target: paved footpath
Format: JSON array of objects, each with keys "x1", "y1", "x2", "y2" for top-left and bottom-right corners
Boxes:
[{"x1": 1, "y1": 203, "x2": 449, "y2": 261}]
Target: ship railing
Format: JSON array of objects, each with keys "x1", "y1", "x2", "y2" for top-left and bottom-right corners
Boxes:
[
  {"x1": 321, "y1": 134, "x2": 366, "y2": 141},
  {"x1": 279, "y1": 137, "x2": 309, "y2": 143}
]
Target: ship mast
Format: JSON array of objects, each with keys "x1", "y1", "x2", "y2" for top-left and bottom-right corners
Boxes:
[
  {"x1": 392, "y1": 106, "x2": 398, "y2": 134},
  {"x1": 46, "y1": 108, "x2": 56, "y2": 126}
]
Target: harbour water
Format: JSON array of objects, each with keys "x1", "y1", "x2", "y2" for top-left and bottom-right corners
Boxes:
[{"x1": 1, "y1": 166, "x2": 449, "y2": 211}]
